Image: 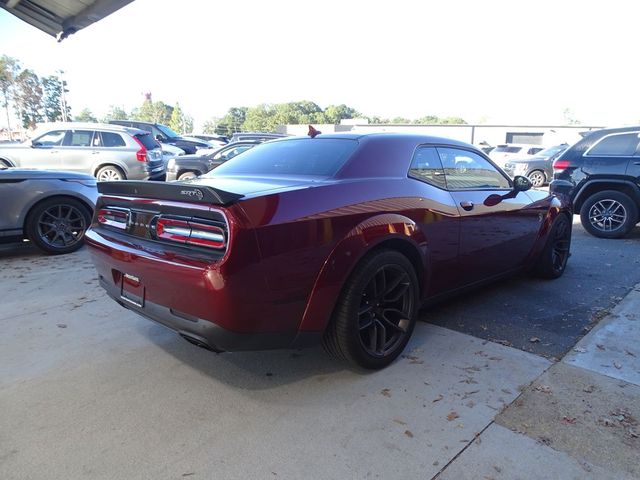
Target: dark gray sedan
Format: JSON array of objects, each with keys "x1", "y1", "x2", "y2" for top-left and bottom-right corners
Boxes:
[
  {"x1": 503, "y1": 144, "x2": 569, "y2": 187},
  {"x1": 0, "y1": 167, "x2": 98, "y2": 254}
]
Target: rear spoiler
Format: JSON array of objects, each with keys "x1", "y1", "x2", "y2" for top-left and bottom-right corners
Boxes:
[{"x1": 97, "y1": 181, "x2": 244, "y2": 206}]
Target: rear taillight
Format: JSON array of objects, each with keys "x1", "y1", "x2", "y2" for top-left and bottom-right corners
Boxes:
[
  {"x1": 553, "y1": 159, "x2": 571, "y2": 171},
  {"x1": 156, "y1": 216, "x2": 226, "y2": 249},
  {"x1": 133, "y1": 136, "x2": 148, "y2": 162},
  {"x1": 97, "y1": 208, "x2": 129, "y2": 230}
]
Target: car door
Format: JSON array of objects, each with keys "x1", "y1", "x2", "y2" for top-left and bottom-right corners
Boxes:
[
  {"x1": 59, "y1": 129, "x2": 95, "y2": 173},
  {"x1": 436, "y1": 146, "x2": 541, "y2": 284},
  {"x1": 628, "y1": 135, "x2": 640, "y2": 181},
  {"x1": 21, "y1": 129, "x2": 67, "y2": 169}
]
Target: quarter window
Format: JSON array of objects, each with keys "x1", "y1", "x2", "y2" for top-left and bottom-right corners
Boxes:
[
  {"x1": 100, "y1": 132, "x2": 126, "y2": 147},
  {"x1": 65, "y1": 130, "x2": 94, "y2": 147},
  {"x1": 409, "y1": 146, "x2": 447, "y2": 189},
  {"x1": 437, "y1": 147, "x2": 511, "y2": 190},
  {"x1": 587, "y1": 133, "x2": 640, "y2": 156}
]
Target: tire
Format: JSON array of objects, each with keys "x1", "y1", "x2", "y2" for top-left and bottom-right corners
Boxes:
[
  {"x1": 25, "y1": 197, "x2": 92, "y2": 255},
  {"x1": 527, "y1": 170, "x2": 546, "y2": 188},
  {"x1": 178, "y1": 171, "x2": 198, "y2": 181},
  {"x1": 532, "y1": 214, "x2": 572, "y2": 279},
  {"x1": 96, "y1": 165, "x2": 125, "y2": 181},
  {"x1": 579, "y1": 190, "x2": 638, "y2": 239},
  {"x1": 322, "y1": 250, "x2": 419, "y2": 370}
]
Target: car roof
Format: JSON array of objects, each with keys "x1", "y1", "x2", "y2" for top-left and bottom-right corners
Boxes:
[
  {"x1": 276, "y1": 131, "x2": 475, "y2": 149},
  {"x1": 36, "y1": 122, "x2": 149, "y2": 136}
]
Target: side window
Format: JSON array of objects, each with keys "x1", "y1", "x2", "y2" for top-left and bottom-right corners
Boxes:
[
  {"x1": 437, "y1": 147, "x2": 511, "y2": 190},
  {"x1": 64, "y1": 130, "x2": 94, "y2": 147},
  {"x1": 587, "y1": 133, "x2": 640, "y2": 156},
  {"x1": 408, "y1": 146, "x2": 447, "y2": 189},
  {"x1": 33, "y1": 130, "x2": 66, "y2": 147},
  {"x1": 100, "y1": 132, "x2": 126, "y2": 147}
]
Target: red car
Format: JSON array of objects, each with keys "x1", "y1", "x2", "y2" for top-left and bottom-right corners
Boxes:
[{"x1": 86, "y1": 133, "x2": 572, "y2": 369}]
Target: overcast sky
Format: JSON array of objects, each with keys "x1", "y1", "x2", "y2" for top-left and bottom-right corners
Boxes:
[{"x1": 1, "y1": 0, "x2": 639, "y2": 129}]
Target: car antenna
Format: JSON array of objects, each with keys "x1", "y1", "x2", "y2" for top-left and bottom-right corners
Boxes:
[{"x1": 308, "y1": 125, "x2": 321, "y2": 138}]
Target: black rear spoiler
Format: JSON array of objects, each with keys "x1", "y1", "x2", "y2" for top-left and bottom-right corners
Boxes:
[{"x1": 98, "y1": 181, "x2": 244, "y2": 206}]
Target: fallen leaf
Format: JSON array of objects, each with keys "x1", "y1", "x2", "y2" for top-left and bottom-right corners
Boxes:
[
  {"x1": 574, "y1": 347, "x2": 587, "y2": 353},
  {"x1": 393, "y1": 418, "x2": 407, "y2": 425},
  {"x1": 432, "y1": 395, "x2": 444, "y2": 403},
  {"x1": 381, "y1": 388, "x2": 391, "y2": 397},
  {"x1": 447, "y1": 411, "x2": 460, "y2": 421},
  {"x1": 530, "y1": 337, "x2": 540, "y2": 343},
  {"x1": 404, "y1": 430, "x2": 414, "y2": 438},
  {"x1": 596, "y1": 344, "x2": 606, "y2": 351},
  {"x1": 562, "y1": 416, "x2": 577, "y2": 424},
  {"x1": 624, "y1": 349, "x2": 636, "y2": 357}
]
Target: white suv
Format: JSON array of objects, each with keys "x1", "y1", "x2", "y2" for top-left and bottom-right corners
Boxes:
[{"x1": 489, "y1": 143, "x2": 544, "y2": 168}]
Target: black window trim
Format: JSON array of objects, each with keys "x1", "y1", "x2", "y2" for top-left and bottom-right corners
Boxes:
[
  {"x1": 62, "y1": 129, "x2": 96, "y2": 148},
  {"x1": 584, "y1": 131, "x2": 640, "y2": 157},
  {"x1": 407, "y1": 144, "x2": 449, "y2": 191}
]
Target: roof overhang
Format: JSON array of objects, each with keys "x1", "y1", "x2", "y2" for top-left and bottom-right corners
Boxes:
[{"x1": 1, "y1": 0, "x2": 134, "y2": 41}]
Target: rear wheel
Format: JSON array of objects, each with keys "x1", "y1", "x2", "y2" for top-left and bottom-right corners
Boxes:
[
  {"x1": 533, "y1": 214, "x2": 572, "y2": 279},
  {"x1": 96, "y1": 165, "x2": 125, "y2": 181},
  {"x1": 579, "y1": 190, "x2": 638, "y2": 239},
  {"x1": 25, "y1": 197, "x2": 92, "y2": 255},
  {"x1": 527, "y1": 170, "x2": 546, "y2": 187},
  {"x1": 322, "y1": 250, "x2": 419, "y2": 369},
  {"x1": 178, "y1": 171, "x2": 198, "y2": 181}
]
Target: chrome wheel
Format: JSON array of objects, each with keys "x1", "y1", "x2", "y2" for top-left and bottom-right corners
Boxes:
[
  {"x1": 358, "y1": 265, "x2": 414, "y2": 358},
  {"x1": 96, "y1": 166, "x2": 124, "y2": 181},
  {"x1": 36, "y1": 204, "x2": 87, "y2": 250},
  {"x1": 588, "y1": 199, "x2": 627, "y2": 233},
  {"x1": 527, "y1": 170, "x2": 546, "y2": 187}
]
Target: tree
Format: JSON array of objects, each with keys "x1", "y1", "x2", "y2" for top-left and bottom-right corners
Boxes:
[
  {"x1": 169, "y1": 102, "x2": 189, "y2": 134},
  {"x1": 0, "y1": 55, "x2": 21, "y2": 138},
  {"x1": 202, "y1": 117, "x2": 219, "y2": 134},
  {"x1": 324, "y1": 104, "x2": 360, "y2": 124},
  {"x1": 75, "y1": 108, "x2": 97, "y2": 122},
  {"x1": 215, "y1": 107, "x2": 248, "y2": 136},
  {"x1": 42, "y1": 76, "x2": 71, "y2": 122},
  {"x1": 102, "y1": 105, "x2": 128, "y2": 122},
  {"x1": 14, "y1": 69, "x2": 43, "y2": 129},
  {"x1": 134, "y1": 98, "x2": 173, "y2": 124}
]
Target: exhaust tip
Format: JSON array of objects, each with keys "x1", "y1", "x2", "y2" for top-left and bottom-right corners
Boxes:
[{"x1": 179, "y1": 333, "x2": 224, "y2": 353}]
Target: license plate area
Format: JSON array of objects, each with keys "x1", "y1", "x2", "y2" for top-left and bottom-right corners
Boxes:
[{"x1": 120, "y1": 273, "x2": 145, "y2": 307}]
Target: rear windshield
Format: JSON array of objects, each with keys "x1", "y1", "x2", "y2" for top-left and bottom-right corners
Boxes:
[
  {"x1": 493, "y1": 146, "x2": 523, "y2": 153},
  {"x1": 206, "y1": 138, "x2": 358, "y2": 178},
  {"x1": 135, "y1": 133, "x2": 160, "y2": 150}
]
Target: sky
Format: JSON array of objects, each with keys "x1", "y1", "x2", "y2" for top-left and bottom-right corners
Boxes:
[{"x1": 1, "y1": 0, "x2": 639, "y2": 130}]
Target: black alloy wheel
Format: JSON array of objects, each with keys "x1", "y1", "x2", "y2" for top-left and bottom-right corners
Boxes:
[
  {"x1": 323, "y1": 250, "x2": 419, "y2": 369},
  {"x1": 26, "y1": 198, "x2": 91, "y2": 254},
  {"x1": 527, "y1": 170, "x2": 546, "y2": 188},
  {"x1": 580, "y1": 190, "x2": 638, "y2": 239},
  {"x1": 533, "y1": 214, "x2": 572, "y2": 279}
]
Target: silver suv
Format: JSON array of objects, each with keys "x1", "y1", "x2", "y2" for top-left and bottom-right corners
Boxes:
[{"x1": 0, "y1": 123, "x2": 164, "y2": 181}]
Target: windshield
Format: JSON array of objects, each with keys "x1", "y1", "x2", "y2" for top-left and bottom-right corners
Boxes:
[
  {"x1": 205, "y1": 138, "x2": 358, "y2": 178},
  {"x1": 535, "y1": 145, "x2": 567, "y2": 158},
  {"x1": 157, "y1": 124, "x2": 181, "y2": 139}
]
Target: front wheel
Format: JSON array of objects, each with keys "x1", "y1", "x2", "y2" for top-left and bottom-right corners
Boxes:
[
  {"x1": 96, "y1": 165, "x2": 125, "y2": 181},
  {"x1": 322, "y1": 250, "x2": 419, "y2": 369},
  {"x1": 532, "y1": 214, "x2": 572, "y2": 279},
  {"x1": 527, "y1": 170, "x2": 546, "y2": 188},
  {"x1": 25, "y1": 197, "x2": 92, "y2": 255},
  {"x1": 178, "y1": 171, "x2": 198, "y2": 181},
  {"x1": 579, "y1": 190, "x2": 638, "y2": 239}
]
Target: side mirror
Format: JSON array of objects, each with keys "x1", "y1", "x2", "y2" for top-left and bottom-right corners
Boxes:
[
  {"x1": 31, "y1": 140, "x2": 39, "y2": 148},
  {"x1": 155, "y1": 134, "x2": 165, "y2": 142},
  {"x1": 513, "y1": 175, "x2": 532, "y2": 192}
]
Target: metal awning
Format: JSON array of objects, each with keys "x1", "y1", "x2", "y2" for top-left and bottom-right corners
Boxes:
[{"x1": 0, "y1": 0, "x2": 134, "y2": 41}]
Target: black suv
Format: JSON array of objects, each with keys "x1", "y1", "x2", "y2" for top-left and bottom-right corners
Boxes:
[
  {"x1": 550, "y1": 126, "x2": 640, "y2": 238},
  {"x1": 108, "y1": 120, "x2": 210, "y2": 154}
]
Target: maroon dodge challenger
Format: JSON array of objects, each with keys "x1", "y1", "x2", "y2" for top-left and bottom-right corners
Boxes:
[{"x1": 86, "y1": 132, "x2": 572, "y2": 369}]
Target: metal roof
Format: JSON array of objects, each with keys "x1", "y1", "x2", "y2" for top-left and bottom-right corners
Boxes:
[{"x1": 0, "y1": 0, "x2": 134, "y2": 41}]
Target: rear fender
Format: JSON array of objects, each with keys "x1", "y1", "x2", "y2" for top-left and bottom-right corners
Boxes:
[{"x1": 297, "y1": 213, "x2": 428, "y2": 333}]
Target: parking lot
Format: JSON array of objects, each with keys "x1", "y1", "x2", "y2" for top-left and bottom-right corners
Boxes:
[{"x1": 1, "y1": 219, "x2": 638, "y2": 479}]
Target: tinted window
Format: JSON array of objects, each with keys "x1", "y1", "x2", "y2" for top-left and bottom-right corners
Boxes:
[
  {"x1": 587, "y1": 133, "x2": 640, "y2": 156},
  {"x1": 65, "y1": 130, "x2": 94, "y2": 147},
  {"x1": 207, "y1": 139, "x2": 358, "y2": 177},
  {"x1": 135, "y1": 133, "x2": 160, "y2": 150},
  {"x1": 409, "y1": 146, "x2": 447, "y2": 189},
  {"x1": 438, "y1": 147, "x2": 511, "y2": 190},
  {"x1": 213, "y1": 145, "x2": 253, "y2": 161},
  {"x1": 493, "y1": 146, "x2": 522, "y2": 154},
  {"x1": 157, "y1": 124, "x2": 180, "y2": 138},
  {"x1": 100, "y1": 132, "x2": 126, "y2": 147},
  {"x1": 34, "y1": 130, "x2": 66, "y2": 146}
]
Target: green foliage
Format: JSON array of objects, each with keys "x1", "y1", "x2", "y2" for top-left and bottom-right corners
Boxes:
[
  {"x1": 14, "y1": 69, "x2": 43, "y2": 129},
  {"x1": 0, "y1": 55, "x2": 21, "y2": 137},
  {"x1": 324, "y1": 104, "x2": 361, "y2": 124},
  {"x1": 133, "y1": 99, "x2": 173, "y2": 124},
  {"x1": 103, "y1": 105, "x2": 128, "y2": 122},
  {"x1": 214, "y1": 107, "x2": 248, "y2": 136},
  {"x1": 41, "y1": 76, "x2": 71, "y2": 122},
  {"x1": 169, "y1": 102, "x2": 192, "y2": 134},
  {"x1": 75, "y1": 108, "x2": 97, "y2": 122}
]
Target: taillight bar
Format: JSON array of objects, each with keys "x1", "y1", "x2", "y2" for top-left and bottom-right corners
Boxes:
[
  {"x1": 97, "y1": 207, "x2": 129, "y2": 229},
  {"x1": 553, "y1": 159, "x2": 571, "y2": 171},
  {"x1": 132, "y1": 135, "x2": 148, "y2": 162},
  {"x1": 156, "y1": 216, "x2": 226, "y2": 249}
]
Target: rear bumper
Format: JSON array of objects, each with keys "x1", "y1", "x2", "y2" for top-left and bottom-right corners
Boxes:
[{"x1": 99, "y1": 276, "x2": 320, "y2": 351}]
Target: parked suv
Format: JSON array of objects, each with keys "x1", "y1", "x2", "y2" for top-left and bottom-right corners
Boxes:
[
  {"x1": 550, "y1": 126, "x2": 640, "y2": 238},
  {"x1": 0, "y1": 123, "x2": 164, "y2": 181},
  {"x1": 502, "y1": 144, "x2": 569, "y2": 187},
  {"x1": 229, "y1": 132, "x2": 287, "y2": 143},
  {"x1": 489, "y1": 143, "x2": 545, "y2": 168},
  {"x1": 109, "y1": 120, "x2": 211, "y2": 154}
]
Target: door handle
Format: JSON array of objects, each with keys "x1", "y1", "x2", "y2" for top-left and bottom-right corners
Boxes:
[
  {"x1": 460, "y1": 201, "x2": 474, "y2": 211},
  {"x1": 634, "y1": 161, "x2": 640, "y2": 165}
]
